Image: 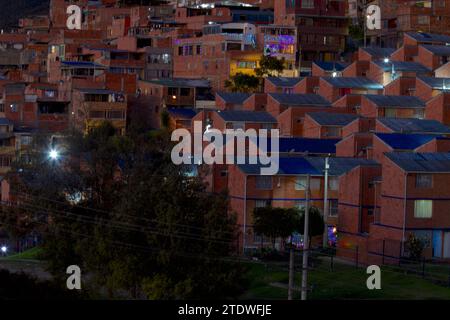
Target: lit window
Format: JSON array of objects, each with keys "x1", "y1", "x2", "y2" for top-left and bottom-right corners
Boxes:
[{"x1": 414, "y1": 200, "x2": 433, "y2": 218}]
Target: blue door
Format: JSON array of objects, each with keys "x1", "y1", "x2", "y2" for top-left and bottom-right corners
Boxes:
[{"x1": 432, "y1": 230, "x2": 442, "y2": 258}]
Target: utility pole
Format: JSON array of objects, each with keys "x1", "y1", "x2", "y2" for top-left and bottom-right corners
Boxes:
[
  {"x1": 288, "y1": 246, "x2": 294, "y2": 300},
  {"x1": 322, "y1": 156, "x2": 330, "y2": 248},
  {"x1": 301, "y1": 174, "x2": 310, "y2": 301}
]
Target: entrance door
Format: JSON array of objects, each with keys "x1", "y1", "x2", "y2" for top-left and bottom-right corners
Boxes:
[
  {"x1": 433, "y1": 231, "x2": 442, "y2": 258},
  {"x1": 443, "y1": 232, "x2": 450, "y2": 258}
]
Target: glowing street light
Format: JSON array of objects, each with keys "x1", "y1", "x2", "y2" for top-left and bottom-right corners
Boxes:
[
  {"x1": 384, "y1": 57, "x2": 390, "y2": 63},
  {"x1": 49, "y1": 149, "x2": 59, "y2": 160},
  {"x1": 332, "y1": 71, "x2": 338, "y2": 77},
  {"x1": 1, "y1": 246, "x2": 7, "y2": 254}
]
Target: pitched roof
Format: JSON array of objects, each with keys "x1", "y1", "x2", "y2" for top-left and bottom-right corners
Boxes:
[
  {"x1": 420, "y1": 44, "x2": 450, "y2": 56},
  {"x1": 216, "y1": 92, "x2": 251, "y2": 104},
  {"x1": 268, "y1": 93, "x2": 330, "y2": 106},
  {"x1": 215, "y1": 110, "x2": 276, "y2": 123},
  {"x1": 266, "y1": 77, "x2": 303, "y2": 87},
  {"x1": 145, "y1": 78, "x2": 211, "y2": 88},
  {"x1": 363, "y1": 94, "x2": 425, "y2": 108},
  {"x1": 306, "y1": 112, "x2": 359, "y2": 126},
  {"x1": 312, "y1": 61, "x2": 349, "y2": 71},
  {"x1": 417, "y1": 76, "x2": 450, "y2": 89},
  {"x1": 269, "y1": 137, "x2": 339, "y2": 154},
  {"x1": 377, "y1": 118, "x2": 450, "y2": 134},
  {"x1": 321, "y1": 77, "x2": 384, "y2": 89},
  {"x1": 406, "y1": 32, "x2": 450, "y2": 44},
  {"x1": 305, "y1": 157, "x2": 379, "y2": 176},
  {"x1": 374, "y1": 133, "x2": 438, "y2": 150},
  {"x1": 237, "y1": 156, "x2": 378, "y2": 176},
  {"x1": 361, "y1": 47, "x2": 395, "y2": 58},
  {"x1": 373, "y1": 60, "x2": 430, "y2": 73},
  {"x1": 167, "y1": 108, "x2": 197, "y2": 119},
  {"x1": 385, "y1": 152, "x2": 450, "y2": 173}
]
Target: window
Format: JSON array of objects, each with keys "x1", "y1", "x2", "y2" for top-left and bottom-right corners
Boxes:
[
  {"x1": 0, "y1": 104, "x2": 4, "y2": 112},
  {"x1": 180, "y1": 88, "x2": 190, "y2": 96},
  {"x1": 328, "y1": 177, "x2": 339, "y2": 191},
  {"x1": 196, "y1": 45, "x2": 202, "y2": 55},
  {"x1": 255, "y1": 176, "x2": 272, "y2": 190},
  {"x1": 168, "y1": 87, "x2": 177, "y2": 96},
  {"x1": 414, "y1": 200, "x2": 433, "y2": 218},
  {"x1": 301, "y1": 0, "x2": 314, "y2": 8},
  {"x1": 255, "y1": 199, "x2": 271, "y2": 208},
  {"x1": 416, "y1": 174, "x2": 432, "y2": 188},
  {"x1": 329, "y1": 200, "x2": 338, "y2": 216},
  {"x1": 385, "y1": 108, "x2": 396, "y2": 118},
  {"x1": 325, "y1": 127, "x2": 340, "y2": 137},
  {"x1": 417, "y1": 15, "x2": 430, "y2": 25},
  {"x1": 295, "y1": 176, "x2": 320, "y2": 190}
]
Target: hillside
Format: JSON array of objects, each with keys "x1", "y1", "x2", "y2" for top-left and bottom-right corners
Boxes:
[{"x1": 0, "y1": 0, "x2": 50, "y2": 29}]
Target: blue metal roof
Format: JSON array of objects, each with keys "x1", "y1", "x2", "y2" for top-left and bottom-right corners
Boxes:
[
  {"x1": 361, "y1": 47, "x2": 395, "y2": 58},
  {"x1": 0, "y1": 118, "x2": 12, "y2": 126},
  {"x1": 265, "y1": 137, "x2": 339, "y2": 154},
  {"x1": 313, "y1": 61, "x2": 349, "y2": 71},
  {"x1": 406, "y1": 32, "x2": 450, "y2": 44},
  {"x1": 306, "y1": 112, "x2": 359, "y2": 126},
  {"x1": 377, "y1": 118, "x2": 450, "y2": 134},
  {"x1": 363, "y1": 94, "x2": 425, "y2": 108},
  {"x1": 167, "y1": 108, "x2": 197, "y2": 119},
  {"x1": 268, "y1": 93, "x2": 330, "y2": 106},
  {"x1": 266, "y1": 77, "x2": 302, "y2": 87},
  {"x1": 420, "y1": 45, "x2": 450, "y2": 56},
  {"x1": 216, "y1": 92, "x2": 251, "y2": 104},
  {"x1": 321, "y1": 77, "x2": 384, "y2": 90},
  {"x1": 216, "y1": 110, "x2": 276, "y2": 123},
  {"x1": 237, "y1": 156, "x2": 378, "y2": 176},
  {"x1": 375, "y1": 133, "x2": 438, "y2": 150},
  {"x1": 385, "y1": 152, "x2": 450, "y2": 172},
  {"x1": 373, "y1": 60, "x2": 430, "y2": 73},
  {"x1": 417, "y1": 76, "x2": 450, "y2": 89}
]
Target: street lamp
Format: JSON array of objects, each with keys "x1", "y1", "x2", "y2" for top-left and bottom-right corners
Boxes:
[
  {"x1": 384, "y1": 57, "x2": 390, "y2": 63},
  {"x1": 1, "y1": 246, "x2": 7, "y2": 255},
  {"x1": 49, "y1": 149, "x2": 59, "y2": 160}
]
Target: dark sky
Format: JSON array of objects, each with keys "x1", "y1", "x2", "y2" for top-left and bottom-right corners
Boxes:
[{"x1": 0, "y1": 0, "x2": 50, "y2": 28}]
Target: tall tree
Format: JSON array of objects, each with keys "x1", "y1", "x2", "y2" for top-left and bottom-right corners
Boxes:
[
  {"x1": 224, "y1": 73, "x2": 260, "y2": 93},
  {"x1": 255, "y1": 55, "x2": 286, "y2": 77},
  {"x1": 5, "y1": 121, "x2": 245, "y2": 299}
]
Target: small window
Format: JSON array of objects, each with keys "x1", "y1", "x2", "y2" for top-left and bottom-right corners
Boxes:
[
  {"x1": 329, "y1": 200, "x2": 338, "y2": 216},
  {"x1": 255, "y1": 199, "x2": 271, "y2": 208},
  {"x1": 220, "y1": 170, "x2": 228, "y2": 177},
  {"x1": 416, "y1": 174, "x2": 432, "y2": 188},
  {"x1": 414, "y1": 200, "x2": 433, "y2": 218},
  {"x1": 255, "y1": 176, "x2": 272, "y2": 190},
  {"x1": 328, "y1": 177, "x2": 339, "y2": 191},
  {"x1": 295, "y1": 176, "x2": 320, "y2": 190},
  {"x1": 180, "y1": 88, "x2": 190, "y2": 96}
]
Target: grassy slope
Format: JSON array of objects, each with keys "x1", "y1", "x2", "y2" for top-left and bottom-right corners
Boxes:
[{"x1": 242, "y1": 262, "x2": 450, "y2": 300}]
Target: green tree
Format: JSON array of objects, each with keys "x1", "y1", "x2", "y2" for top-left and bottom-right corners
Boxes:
[
  {"x1": 298, "y1": 207, "x2": 325, "y2": 242},
  {"x1": 255, "y1": 55, "x2": 285, "y2": 77},
  {"x1": 224, "y1": 73, "x2": 260, "y2": 93},
  {"x1": 5, "y1": 121, "x2": 245, "y2": 299},
  {"x1": 252, "y1": 206, "x2": 301, "y2": 248},
  {"x1": 405, "y1": 233, "x2": 425, "y2": 261}
]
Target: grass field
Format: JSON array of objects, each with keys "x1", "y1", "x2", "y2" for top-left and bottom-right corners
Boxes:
[
  {"x1": 241, "y1": 259, "x2": 450, "y2": 300},
  {"x1": 3, "y1": 247, "x2": 43, "y2": 261}
]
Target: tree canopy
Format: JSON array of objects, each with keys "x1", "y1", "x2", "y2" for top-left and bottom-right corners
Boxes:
[{"x1": 2, "y1": 121, "x2": 245, "y2": 299}]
